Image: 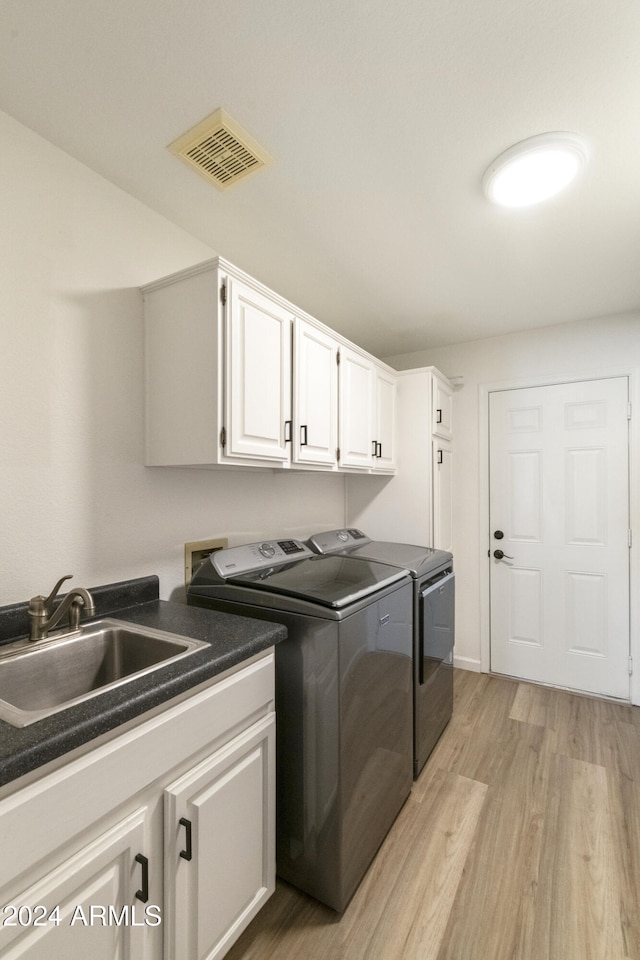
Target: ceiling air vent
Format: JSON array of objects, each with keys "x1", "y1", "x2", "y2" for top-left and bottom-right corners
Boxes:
[{"x1": 168, "y1": 108, "x2": 272, "y2": 190}]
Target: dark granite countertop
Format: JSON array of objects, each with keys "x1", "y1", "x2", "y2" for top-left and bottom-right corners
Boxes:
[{"x1": 0, "y1": 576, "x2": 286, "y2": 789}]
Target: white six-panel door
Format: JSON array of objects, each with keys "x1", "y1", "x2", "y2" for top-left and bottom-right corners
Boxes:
[{"x1": 489, "y1": 378, "x2": 630, "y2": 699}]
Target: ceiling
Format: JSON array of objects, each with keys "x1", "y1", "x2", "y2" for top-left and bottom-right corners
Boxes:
[{"x1": 2, "y1": 0, "x2": 640, "y2": 358}]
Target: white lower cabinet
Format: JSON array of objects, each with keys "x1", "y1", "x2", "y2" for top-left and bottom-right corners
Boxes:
[
  {"x1": 0, "y1": 807, "x2": 151, "y2": 960},
  {"x1": 0, "y1": 652, "x2": 275, "y2": 960},
  {"x1": 164, "y1": 715, "x2": 275, "y2": 960}
]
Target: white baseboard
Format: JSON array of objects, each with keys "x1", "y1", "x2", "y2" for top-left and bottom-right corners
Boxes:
[{"x1": 453, "y1": 655, "x2": 481, "y2": 673}]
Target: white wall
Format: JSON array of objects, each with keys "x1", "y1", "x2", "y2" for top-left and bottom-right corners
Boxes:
[
  {"x1": 386, "y1": 316, "x2": 640, "y2": 697},
  {"x1": 0, "y1": 111, "x2": 345, "y2": 606}
]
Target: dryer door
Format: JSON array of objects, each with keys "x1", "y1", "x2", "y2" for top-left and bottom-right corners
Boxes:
[{"x1": 416, "y1": 570, "x2": 455, "y2": 775}]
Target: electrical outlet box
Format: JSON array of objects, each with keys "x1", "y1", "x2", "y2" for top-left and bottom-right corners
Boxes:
[{"x1": 185, "y1": 537, "x2": 228, "y2": 585}]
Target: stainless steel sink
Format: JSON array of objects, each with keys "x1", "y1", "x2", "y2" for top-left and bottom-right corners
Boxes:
[{"x1": 0, "y1": 619, "x2": 208, "y2": 727}]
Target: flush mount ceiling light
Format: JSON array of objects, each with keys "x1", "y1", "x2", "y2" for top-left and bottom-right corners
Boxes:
[{"x1": 483, "y1": 132, "x2": 588, "y2": 207}]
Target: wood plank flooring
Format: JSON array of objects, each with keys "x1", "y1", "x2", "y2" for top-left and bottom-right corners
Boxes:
[{"x1": 225, "y1": 670, "x2": 640, "y2": 960}]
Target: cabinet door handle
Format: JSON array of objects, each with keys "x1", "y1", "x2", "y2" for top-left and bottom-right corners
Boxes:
[
  {"x1": 437, "y1": 449, "x2": 443, "y2": 464},
  {"x1": 436, "y1": 408, "x2": 442, "y2": 423},
  {"x1": 284, "y1": 420, "x2": 292, "y2": 442},
  {"x1": 300, "y1": 425, "x2": 308, "y2": 446},
  {"x1": 179, "y1": 817, "x2": 193, "y2": 861},
  {"x1": 377, "y1": 442, "x2": 382, "y2": 458},
  {"x1": 134, "y1": 853, "x2": 149, "y2": 903},
  {"x1": 372, "y1": 440, "x2": 377, "y2": 456}
]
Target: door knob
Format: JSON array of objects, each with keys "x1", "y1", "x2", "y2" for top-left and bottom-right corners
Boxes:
[
  {"x1": 493, "y1": 549, "x2": 514, "y2": 560},
  {"x1": 494, "y1": 530, "x2": 504, "y2": 539}
]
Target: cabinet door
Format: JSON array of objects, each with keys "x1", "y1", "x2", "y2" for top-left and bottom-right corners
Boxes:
[
  {"x1": 293, "y1": 318, "x2": 338, "y2": 466},
  {"x1": 0, "y1": 807, "x2": 155, "y2": 960},
  {"x1": 338, "y1": 347, "x2": 376, "y2": 469},
  {"x1": 164, "y1": 714, "x2": 275, "y2": 960},
  {"x1": 225, "y1": 278, "x2": 293, "y2": 462},
  {"x1": 433, "y1": 439, "x2": 453, "y2": 552},
  {"x1": 373, "y1": 367, "x2": 396, "y2": 472},
  {"x1": 432, "y1": 377, "x2": 453, "y2": 440}
]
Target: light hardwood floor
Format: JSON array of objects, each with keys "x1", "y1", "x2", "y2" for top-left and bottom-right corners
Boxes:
[{"x1": 226, "y1": 670, "x2": 640, "y2": 960}]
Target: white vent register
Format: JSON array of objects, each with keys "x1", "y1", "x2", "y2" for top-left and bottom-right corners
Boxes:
[{"x1": 169, "y1": 107, "x2": 272, "y2": 190}]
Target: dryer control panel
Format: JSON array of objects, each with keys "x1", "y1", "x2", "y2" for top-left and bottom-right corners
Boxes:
[
  {"x1": 212, "y1": 539, "x2": 314, "y2": 577},
  {"x1": 307, "y1": 528, "x2": 372, "y2": 555}
]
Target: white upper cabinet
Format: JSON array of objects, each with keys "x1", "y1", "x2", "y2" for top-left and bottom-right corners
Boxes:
[
  {"x1": 143, "y1": 257, "x2": 396, "y2": 474},
  {"x1": 373, "y1": 366, "x2": 397, "y2": 473},
  {"x1": 144, "y1": 260, "x2": 294, "y2": 469},
  {"x1": 144, "y1": 265, "x2": 223, "y2": 467},
  {"x1": 338, "y1": 347, "x2": 376, "y2": 470},
  {"x1": 339, "y1": 354, "x2": 397, "y2": 473},
  {"x1": 225, "y1": 277, "x2": 293, "y2": 463},
  {"x1": 432, "y1": 375, "x2": 453, "y2": 440},
  {"x1": 293, "y1": 317, "x2": 339, "y2": 467}
]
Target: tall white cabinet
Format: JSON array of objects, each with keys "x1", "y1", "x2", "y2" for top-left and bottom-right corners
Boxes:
[
  {"x1": 431, "y1": 372, "x2": 454, "y2": 553},
  {"x1": 346, "y1": 366, "x2": 453, "y2": 550},
  {"x1": 431, "y1": 442, "x2": 453, "y2": 552}
]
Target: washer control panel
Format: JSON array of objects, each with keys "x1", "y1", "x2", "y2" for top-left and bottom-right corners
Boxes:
[{"x1": 212, "y1": 539, "x2": 314, "y2": 577}]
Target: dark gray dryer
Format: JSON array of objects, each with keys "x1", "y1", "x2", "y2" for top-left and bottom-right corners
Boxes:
[
  {"x1": 307, "y1": 529, "x2": 454, "y2": 777},
  {"x1": 188, "y1": 538, "x2": 413, "y2": 912}
]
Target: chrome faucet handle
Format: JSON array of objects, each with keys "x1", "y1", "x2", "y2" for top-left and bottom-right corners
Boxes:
[
  {"x1": 42, "y1": 574, "x2": 74, "y2": 611},
  {"x1": 28, "y1": 575, "x2": 74, "y2": 640},
  {"x1": 28, "y1": 574, "x2": 74, "y2": 615},
  {"x1": 27, "y1": 576, "x2": 95, "y2": 642}
]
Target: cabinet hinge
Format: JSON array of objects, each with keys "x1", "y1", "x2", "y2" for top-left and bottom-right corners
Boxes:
[
  {"x1": 336, "y1": 349, "x2": 341, "y2": 366},
  {"x1": 629, "y1": 656, "x2": 633, "y2": 676},
  {"x1": 220, "y1": 426, "x2": 227, "y2": 449},
  {"x1": 220, "y1": 282, "x2": 227, "y2": 305},
  {"x1": 628, "y1": 402, "x2": 632, "y2": 420},
  {"x1": 629, "y1": 529, "x2": 633, "y2": 548}
]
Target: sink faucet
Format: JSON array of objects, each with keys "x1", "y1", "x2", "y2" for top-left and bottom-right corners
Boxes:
[{"x1": 28, "y1": 575, "x2": 96, "y2": 642}]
